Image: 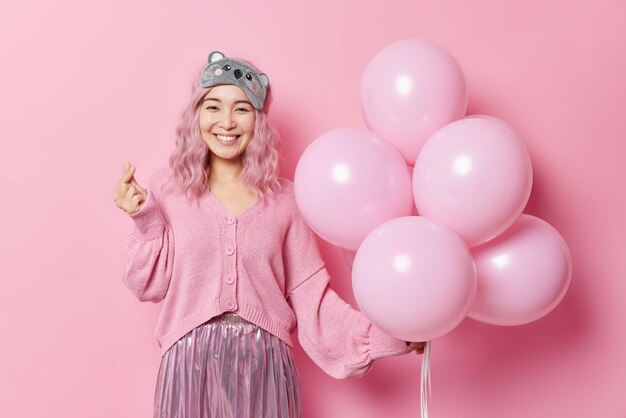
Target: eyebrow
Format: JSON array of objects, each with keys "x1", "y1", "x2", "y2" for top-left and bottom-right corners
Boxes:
[{"x1": 202, "y1": 97, "x2": 253, "y2": 106}]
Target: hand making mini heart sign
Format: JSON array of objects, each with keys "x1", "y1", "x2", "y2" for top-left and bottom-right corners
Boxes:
[{"x1": 114, "y1": 162, "x2": 148, "y2": 215}]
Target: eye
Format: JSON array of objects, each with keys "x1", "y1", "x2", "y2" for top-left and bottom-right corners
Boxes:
[
  {"x1": 205, "y1": 105, "x2": 219, "y2": 111},
  {"x1": 235, "y1": 107, "x2": 250, "y2": 113},
  {"x1": 246, "y1": 73, "x2": 252, "y2": 81},
  {"x1": 223, "y1": 65, "x2": 231, "y2": 71}
]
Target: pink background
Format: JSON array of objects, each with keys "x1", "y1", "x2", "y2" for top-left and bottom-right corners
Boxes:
[{"x1": 1, "y1": 0, "x2": 625, "y2": 417}]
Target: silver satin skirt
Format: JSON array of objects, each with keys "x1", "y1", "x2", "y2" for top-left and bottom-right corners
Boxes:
[{"x1": 153, "y1": 313, "x2": 302, "y2": 418}]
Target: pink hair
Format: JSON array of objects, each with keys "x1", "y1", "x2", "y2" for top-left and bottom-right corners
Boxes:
[{"x1": 168, "y1": 68, "x2": 281, "y2": 200}]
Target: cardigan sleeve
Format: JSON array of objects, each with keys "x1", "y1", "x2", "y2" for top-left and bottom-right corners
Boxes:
[
  {"x1": 121, "y1": 170, "x2": 174, "y2": 303},
  {"x1": 284, "y1": 204, "x2": 409, "y2": 379}
]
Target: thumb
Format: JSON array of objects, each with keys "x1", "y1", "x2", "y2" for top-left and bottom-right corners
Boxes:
[
  {"x1": 120, "y1": 162, "x2": 136, "y2": 184},
  {"x1": 128, "y1": 166, "x2": 146, "y2": 195},
  {"x1": 133, "y1": 180, "x2": 147, "y2": 196}
]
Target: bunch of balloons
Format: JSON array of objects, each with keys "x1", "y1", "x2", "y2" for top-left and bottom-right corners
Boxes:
[{"x1": 294, "y1": 39, "x2": 572, "y2": 343}]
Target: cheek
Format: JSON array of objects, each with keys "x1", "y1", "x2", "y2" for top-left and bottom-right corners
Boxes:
[
  {"x1": 198, "y1": 114, "x2": 213, "y2": 132},
  {"x1": 198, "y1": 119, "x2": 213, "y2": 142},
  {"x1": 243, "y1": 115, "x2": 256, "y2": 135}
]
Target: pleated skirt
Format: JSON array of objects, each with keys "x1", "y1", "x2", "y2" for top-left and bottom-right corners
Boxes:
[{"x1": 153, "y1": 313, "x2": 302, "y2": 418}]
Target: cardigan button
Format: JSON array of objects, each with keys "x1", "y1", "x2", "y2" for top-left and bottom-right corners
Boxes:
[
  {"x1": 225, "y1": 246, "x2": 234, "y2": 255},
  {"x1": 226, "y1": 216, "x2": 236, "y2": 225},
  {"x1": 226, "y1": 300, "x2": 236, "y2": 310},
  {"x1": 225, "y1": 275, "x2": 235, "y2": 284}
]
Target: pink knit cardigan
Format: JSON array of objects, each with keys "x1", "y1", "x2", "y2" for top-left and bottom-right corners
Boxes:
[{"x1": 122, "y1": 167, "x2": 409, "y2": 379}]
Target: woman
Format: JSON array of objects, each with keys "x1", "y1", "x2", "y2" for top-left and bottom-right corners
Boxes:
[{"x1": 114, "y1": 51, "x2": 424, "y2": 418}]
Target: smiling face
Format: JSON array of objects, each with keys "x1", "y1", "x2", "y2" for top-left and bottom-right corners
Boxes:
[{"x1": 199, "y1": 84, "x2": 256, "y2": 163}]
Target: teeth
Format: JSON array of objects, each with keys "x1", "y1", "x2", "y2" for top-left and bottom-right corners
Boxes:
[{"x1": 216, "y1": 134, "x2": 238, "y2": 142}]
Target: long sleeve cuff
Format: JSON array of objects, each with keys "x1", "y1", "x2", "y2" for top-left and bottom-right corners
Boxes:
[
  {"x1": 128, "y1": 190, "x2": 166, "y2": 240},
  {"x1": 368, "y1": 324, "x2": 411, "y2": 360}
]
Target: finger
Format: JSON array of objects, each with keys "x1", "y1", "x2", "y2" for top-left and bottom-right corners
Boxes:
[
  {"x1": 124, "y1": 185, "x2": 138, "y2": 204},
  {"x1": 113, "y1": 182, "x2": 128, "y2": 206},
  {"x1": 118, "y1": 163, "x2": 136, "y2": 185},
  {"x1": 124, "y1": 186, "x2": 137, "y2": 200},
  {"x1": 129, "y1": 194, "x2": 144, "y2": 212},
  {"x1": 123, "y1": 186, "x2": 143, "y2": 212},
  {"x1": 126, "y1": 164, "x2": 146, "y2": 196},
  {"x1": 131, "y1": 178, "x2": 147, "y2": 196},
  {"x1": 408, "y1": 342, "x2": 426, "y2": 353}
]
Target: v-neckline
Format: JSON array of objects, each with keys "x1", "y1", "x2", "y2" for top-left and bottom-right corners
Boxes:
[{"x1": 205, "y1": 189, "x2": 264, "y2": 220}]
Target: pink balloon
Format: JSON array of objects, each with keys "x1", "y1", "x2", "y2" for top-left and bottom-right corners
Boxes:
[
  {"x1": 294, "y1": 128, "x2": 413, "y2": 251},
  {"x1": 412, "y1": 116, "x2": 533, "y2": 247},
  {"x1": 352, "y1": 216, "x2": 477, "y2": 342},
  {"x1": 469, "y1": 215, "x2": 572, "y2": 326},
  {"x1": 361, "y1": 39, "x2": 467, "y2": 165}
]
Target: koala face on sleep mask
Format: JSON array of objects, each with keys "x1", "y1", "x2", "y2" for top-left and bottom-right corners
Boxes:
[{"x1": 199, "y1": 51, "x2": 270, "y2": 110}]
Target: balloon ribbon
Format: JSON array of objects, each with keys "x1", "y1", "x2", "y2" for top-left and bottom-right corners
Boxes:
[{"x1": 420, "y1": 341, "x2": 432, "y2": 418}]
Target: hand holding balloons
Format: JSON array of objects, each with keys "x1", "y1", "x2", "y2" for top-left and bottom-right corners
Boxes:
[{"x1": 407, "y1": 341, "x2": 427, "y2": 355}]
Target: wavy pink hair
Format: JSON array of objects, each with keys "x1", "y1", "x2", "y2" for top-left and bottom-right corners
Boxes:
[{"x1": 168, "y1": 66, "x2": 281, "y2": 200}]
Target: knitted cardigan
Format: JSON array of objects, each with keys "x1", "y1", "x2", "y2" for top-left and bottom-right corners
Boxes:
[{"x1": 122, "y1": 167, "x2": 409, "y2": 379}]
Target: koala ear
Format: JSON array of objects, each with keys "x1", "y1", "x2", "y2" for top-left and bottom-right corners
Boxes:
[
  {"x1": 259, "y1": 73, "x2": 269, "y2": 88},
  {"x1": 208, "y1": 51, "x2": 225, "y2": 63}
]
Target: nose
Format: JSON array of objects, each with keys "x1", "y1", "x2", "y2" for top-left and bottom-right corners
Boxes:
[{"x1": 219, "y1": 115, "x2": 236, "y2": 130}]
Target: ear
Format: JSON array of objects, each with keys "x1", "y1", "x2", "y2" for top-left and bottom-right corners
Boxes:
[
  {"x1": 208, "y1": 51, "x2": 225, "y2": 63},
  {"x1": 259, "y1": 73, "x2": 270, "y2": 88}
]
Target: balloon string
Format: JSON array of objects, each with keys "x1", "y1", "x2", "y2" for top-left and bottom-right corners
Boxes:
[{"x1": 420, "y1": 341, "x2": 432, "y2": 418}]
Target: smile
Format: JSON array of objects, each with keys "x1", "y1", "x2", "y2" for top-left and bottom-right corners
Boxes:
[{"x1": 214, "y1": 134, "x2": 240, "y2": 144}]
